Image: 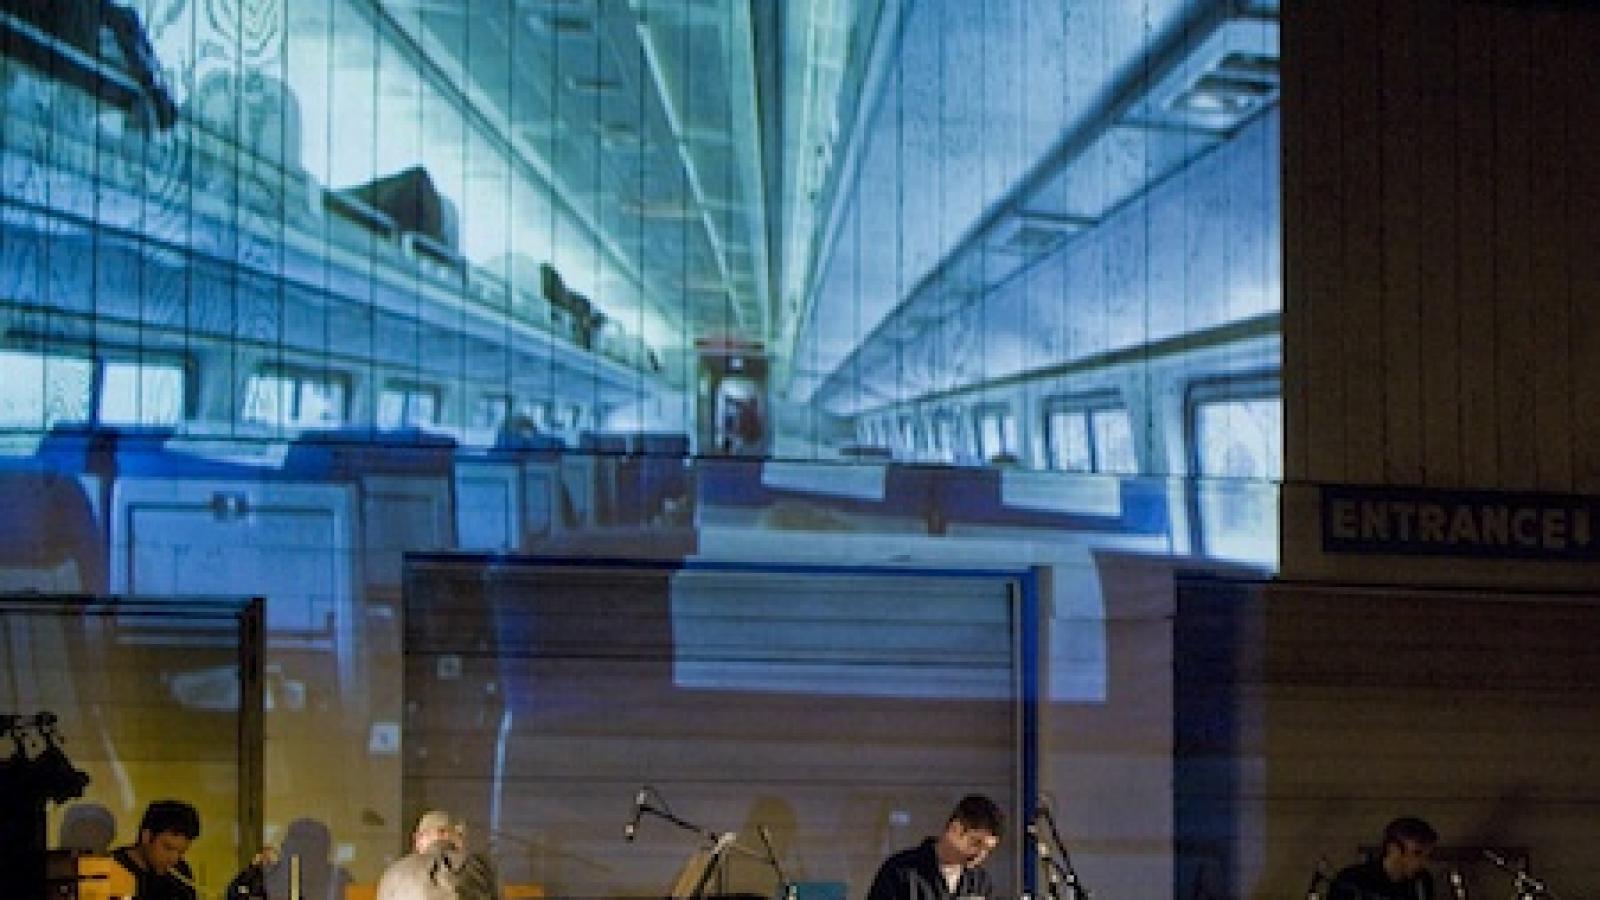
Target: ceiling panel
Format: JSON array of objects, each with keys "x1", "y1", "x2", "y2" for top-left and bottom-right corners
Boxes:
[{"x1": 379, "y1": 0, "x2": 772, "y2": 353}]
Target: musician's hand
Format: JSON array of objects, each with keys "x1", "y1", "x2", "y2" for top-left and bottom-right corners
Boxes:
[{"x1": 250, "y1": 847, "x2": 280, "y2": 869}]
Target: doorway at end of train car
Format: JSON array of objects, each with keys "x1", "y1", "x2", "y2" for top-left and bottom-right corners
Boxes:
[{"x1": 695, "y1": 338, "x2": 770, "y2": 458}]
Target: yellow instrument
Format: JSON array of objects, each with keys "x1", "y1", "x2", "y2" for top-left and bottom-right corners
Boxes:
[{"x1": 44, "y1": 851, "x2": 138, "y2": 900}]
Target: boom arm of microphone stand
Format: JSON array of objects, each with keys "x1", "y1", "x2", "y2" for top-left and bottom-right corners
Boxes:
[
  {"x1": 639, "y1": 804, "x2": 723, "y2": 845},
  {"x1": 641, "y1": 806, "x2": 767, "y2": 865}
]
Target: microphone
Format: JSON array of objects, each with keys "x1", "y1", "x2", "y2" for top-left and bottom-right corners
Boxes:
[
  {"x1": 624, "y1": 787, "x2": 649, "y2": 841},
  {"x1": 1027, "y1": 822, "x2": 1052, "y2": 856}
]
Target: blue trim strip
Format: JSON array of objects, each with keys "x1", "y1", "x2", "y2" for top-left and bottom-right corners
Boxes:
[
  {"x1": 1018, "y1": 567, "x2": 1040, "y2": 898},
  {"x1": 406, "y1": 550, "x2": 1035, "y2": 582}
]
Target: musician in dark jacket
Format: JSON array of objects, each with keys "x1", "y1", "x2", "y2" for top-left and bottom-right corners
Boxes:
[
  {"x1": 111, "y1": 800, "x2": 200, "y2": 900},
  {"x1": 1327, "y1": 816, "x2": 1438, "y2": 900},
  {"x1": 866, "y1": 795, "x2": 1005, "y2": 900}
]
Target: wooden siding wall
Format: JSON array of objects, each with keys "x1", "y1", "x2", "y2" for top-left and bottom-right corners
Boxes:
[
  {"x1": 1280, "y1": 0, "x2": 1600, "y2": 583},
  {"x1": 1176, "y1": 578, "x2": 1600, "y2": 900}
]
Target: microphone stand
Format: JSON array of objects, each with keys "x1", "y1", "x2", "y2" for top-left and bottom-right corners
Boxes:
[
  {"x1": 1484, "y1": 849, "x2": 1558, "y2": 900},
  {"x1": 1035, "y1": 806, "x2": 1089, "y2": 900},
  {"x1": 757, "y1": 825, "x2": 797, "y2": 900},
  {"x1": 1304, "y1": 857, "x2": 1329, "y2": 900},
  {"x1": 1029, "y1": 825, "x2": 1063, "y2": 900},
  {"x1": 631, "y1": 792, "x2": 778, "y2": 900},
  {"x1": 637, "y1": 801, "x2": 727, "y2": 847}
]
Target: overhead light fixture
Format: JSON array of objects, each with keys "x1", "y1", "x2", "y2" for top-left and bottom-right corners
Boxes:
[
  {"x1": 567, "y1": 75, "x2": 622, "y2": 94},
  {"x1": 528, "y1": 11, "x2": 594, "y2": 36},
  {"x1": 1171, "y1": 74, "x2": 1275, "y2": 116},
  {"x1": 1215, "y1": 51, "x2": 1278, "y2": 80},
  {"x1": 682, "y1": 274, "x2": 727, "y2": 293},
  {"x1": 599, "y1": 121, "x2": 647, "y2": 150},
  {"x1": 620, "y1": 198, "x2": 700, "y2": 220},
  {"x1": 987, "y1": 210, "x2": 1088, "y2": 259},
  {"x1": 1120, "y1": 19, "x2": 1281, "y2": 133}
]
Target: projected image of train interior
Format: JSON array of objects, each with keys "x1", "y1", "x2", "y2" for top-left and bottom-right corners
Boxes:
[{"x1": 1, "y1": 0, "x2": 1281, "y2": 895}]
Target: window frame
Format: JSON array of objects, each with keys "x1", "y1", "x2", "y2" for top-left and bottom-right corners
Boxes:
[
  {"x1": 1041, "y1": 391, "x2": 1136, "y2": 475},
  {"x1": 1183, "y1": 371, "x2": 1282, "y2": 561},
  {"x1": 377, "y1": 379, "x2": 443, "y2": 429},
  {"x1": 0, "y1": 344, "x2": 196, "y2": 429},
  {"x1": 97, "y1": 356, "x2": 195, "y2": 426},
  {"x1": 973, "y1": 401, "x2": 1019, "y2": 464},
  {"x1": 242, "y1": 366, "x2": 351, "y2": 429}
]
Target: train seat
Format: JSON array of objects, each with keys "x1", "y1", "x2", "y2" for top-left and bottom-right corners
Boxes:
[
  {"x1": 935, "y1": 467, "x2": 1171, "y2": 537},
  {"x1": 456, "y1": 431, "x2": 572, "y2": 551},
  {"x1": 695, "y1": 459, "x2": 928, "y2": 533},
  {"x1": 282, "y1": 427, "x2": 457, "y2": 479},
  {"x1": 283, "y1": 428, "x2": 459, "y2": 590},
  {"x1": 0, "y1": 467, "x2": 106, "y2": 592},
  {"x1": 492, "y1": 428, "x2": 566, "y2": 455},
  {"x1": 563, "y1": 431, "x2": 629, "y2": 526},
  {"x1": 614, "y1": 432, "x2": 691, "y2": 526}
]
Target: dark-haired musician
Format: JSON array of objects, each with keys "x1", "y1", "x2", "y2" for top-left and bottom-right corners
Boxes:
[
  {"x1": 866, "y1": 795, "x2": 1005, "y2": 900},
  {"x1": 111, "y1": 800, "x2": 200, "y2": 900},
  {"x1": 1327, "y1": 816, "x2": 1438, "y2": 900}
]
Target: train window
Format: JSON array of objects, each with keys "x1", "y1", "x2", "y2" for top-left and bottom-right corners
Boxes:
[
  {"x1": 1044, "y1": 395, "x2": 1137, "y2": 474},
  {"x1": 377, "y1": 383, "x2": 441, "y2": 429},
  {"x1": 857, "y1": 418, "x2": 884, "y2": 448},
  {"x1": 521, "y1": 400, "x2": 555, "y2": 432},
  {"x1": 1045, "y1": 406, "x2": 1092, "y2": 472},
  {"x1": 1187, "y1": 375, "x2": 1281, "y2": 565},
  {"x1": 1193, "y1": 396, "x2": 1281, "y2": 480},
  {"x1": 242, "y1": 370, "x2": 348, "y2": 428},
  {"x1": 0, "y1": 350, "x2": 94, "y2": 428},
  {"x1": 1091, "y1": 408, "x2": 1138, "y2": 474},
  {"x1": 861, "y1": 417, "x2": 890, "y2": 451},
  {"x1": 914, "y1": 414, "x2": 934, "y2": 454},
  {"x1": 99, "y1": 360, "x2": 186, "y2": 426},
  {"x1": 975, "y1": 403, "x2": 1017, "y2": 463},
  {"x1": 931, "y1": 410, "x2": 960, "y2": 462},
  {"x1": 473, "y1": 394, "x2": 512, "y2": 430}
]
